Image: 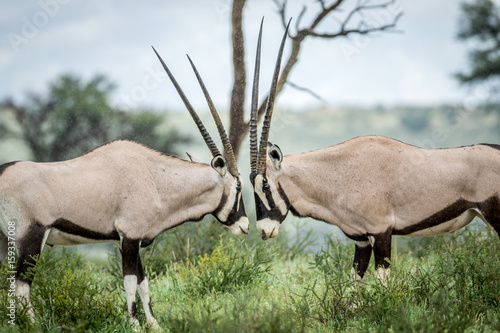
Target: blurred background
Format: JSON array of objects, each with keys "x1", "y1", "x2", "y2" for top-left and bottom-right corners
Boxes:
[{"x1": 1, "y1": 0, "x2": 499, "y2": 247}]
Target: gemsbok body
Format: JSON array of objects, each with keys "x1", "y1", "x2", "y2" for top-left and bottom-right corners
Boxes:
[
  {"x1": 0, "y1": 49, "x2": 249, "y2": 328},
  {"x1": 249, "y1": 21, "x2": 500, "y2": 280}
]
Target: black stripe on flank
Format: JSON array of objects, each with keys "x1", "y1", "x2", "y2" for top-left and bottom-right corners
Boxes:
[
  {"x1": 0, "y1": 161, "x2": 19, "y2": 177},
  {"x1": 393, "y1": 198, "x2": 480, "y2": 236},
  {"x1": 480, "y1": 143, "x2": 500, "y2": 151},
  {"x1": 51, "y1": 218, "x2": 120, "y2": 240}
]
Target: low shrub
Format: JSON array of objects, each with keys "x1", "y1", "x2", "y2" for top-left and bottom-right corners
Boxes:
[
  {"x1": 0, "y1": 247, "x2": 128, "y2": 332},
  {"x1": 171, "y1": 236, "x2": 274, "y2": 296},
  {"x1": 292, "y1": 226, "x2": 500, "y2": 332}
]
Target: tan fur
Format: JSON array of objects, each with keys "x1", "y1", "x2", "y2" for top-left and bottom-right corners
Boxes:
[
  {"x1": 271, "y1": 136, "x2": 500, "y2": 237},
  {"x1": 0, "y1": 140, "x2": 237, "y2": 243}
]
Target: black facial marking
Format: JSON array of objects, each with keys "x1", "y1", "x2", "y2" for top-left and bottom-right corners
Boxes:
[
  {"x1": 214, "y1": 192, "x2": 228, "y2": 220},
  {"x1": 262, "y1": 179, "x2": 270, "y2": 192},
  {"x1": 250, "y1": 171, "x2": 291, "y2": 224},
  {"x1": 0, "y1": 161, "x2": 19, "y2": 177},
  {"x1": 212, "y1": 180, "x2": 246, "y2": 227},
  {"x1": 51, "y1": 218, "x2": 120, "y2": 241},
  {"x1": 223, "y1": 191, "x2": 246, "y2": 227}
]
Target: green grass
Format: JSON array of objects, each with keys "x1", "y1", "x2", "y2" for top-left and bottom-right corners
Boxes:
[{"x1": 1, "y1": 222, "x2": 500, "y2": 332}]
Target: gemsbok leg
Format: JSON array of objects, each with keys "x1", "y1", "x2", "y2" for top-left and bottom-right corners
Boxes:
[
  {"x1": 120, "y1": 238, "x2": 159, "y2": 328},
  {"x1": 15, "y1": 223, "x2": 50, "y2": 320},
  {"x1": 352, "y1": 230, "x2": 392, "y2": 282},
  {"x1": 479, "y1": 197, "x2": 500, "y2": 236},
  {"x1": 372, "y1": 231, "x2": 392, "y2": 282},
  {"x1": 352, "y1": 239, "x2": 372, "y2": 279},
  {"x1": 0, "y1": 232, "x2": 7, "y2": 264}
]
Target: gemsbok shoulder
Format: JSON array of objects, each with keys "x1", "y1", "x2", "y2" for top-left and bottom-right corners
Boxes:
[
  {"x1": 249, "y1": 21, "x2": 500, "y2": 281},
  {"x1": 0, "y1": 49, "x2": 249, "y2": 328}
]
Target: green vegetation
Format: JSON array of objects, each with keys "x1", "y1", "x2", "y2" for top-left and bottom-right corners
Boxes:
[
  {"x1": 1, "y1": 220, "x2": 500, "y2": 332},
  {"x1": 1, "y1": 71, "x2": 500, "y2": 332},
  {"x1": 456, "y1": 0, "x2": 500, "y2": 88}
]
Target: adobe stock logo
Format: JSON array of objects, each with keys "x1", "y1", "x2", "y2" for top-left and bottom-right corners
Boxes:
[{"x1": 7, "y1": 0, "x2": 71, "y2": 54}]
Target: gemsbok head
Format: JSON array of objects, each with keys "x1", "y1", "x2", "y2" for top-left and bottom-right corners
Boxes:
[
  {"x1": 249, "y1": 22, "x2": 500, "y2": 282},
  {"x1": 0, "y1": 48, "x2": 249, "y2": 329}
]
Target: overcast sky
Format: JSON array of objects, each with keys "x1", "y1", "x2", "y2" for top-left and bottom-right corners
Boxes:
[{"x1": 0, "y1": 0, "x2": 484, "y2": 112}]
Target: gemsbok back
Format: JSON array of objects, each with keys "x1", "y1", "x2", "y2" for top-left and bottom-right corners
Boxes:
[
  {"x1": 249, "y1": 22, "x2": 500, "y2": 281},
  {"x1": 0, "y1": 49, "x2": 249, "y2": 328}
]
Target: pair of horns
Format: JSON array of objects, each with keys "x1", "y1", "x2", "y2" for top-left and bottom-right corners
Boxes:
[
  {"x1": 152, "y1": 46, "x2": 239, "y2": 177},
  {"x1": 250, "y1": 18, "x2": 291, "y2": 175}
]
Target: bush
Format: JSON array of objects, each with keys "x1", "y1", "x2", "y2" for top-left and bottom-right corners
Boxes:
[
  {"x1": 0, "y1": 247, "x2": 128, "y2": 332},
  {"x1": 292, "y1": 227, "x2": 500, "y2": 332},
  {"x1": 159, "y1": 290, "x2": 302, "y2": 333},
  {"x1": 172, "y1": 236, "x2": 274, "y2": 296}
]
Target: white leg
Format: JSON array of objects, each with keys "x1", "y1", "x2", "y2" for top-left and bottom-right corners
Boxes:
[
  {"x1": 16, "y1": 280, "x2": 35, "y2": 320},
  {"x1": 376, "y1": 267, "x2": 391, "y2": 287},
  {"x1": 137, "y1": 278, "x2": 160, "y2": 329},
  {"x1": 123, "y1": 275, "x2": 139, "y2": 326}
]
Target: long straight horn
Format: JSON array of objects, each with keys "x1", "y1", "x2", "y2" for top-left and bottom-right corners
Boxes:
[
  {"x1": 256, "y1": 18, "x2": 291, "y2": 175},
  {"x1": 152, "y1": 46, "x2": 221, "y2": 158},
  {"x1": 187, "y1": 54, "x2": 239, "y2": 177},
  {"x1": 250, "y1": 18, "x2": 264, "y2": 174}
]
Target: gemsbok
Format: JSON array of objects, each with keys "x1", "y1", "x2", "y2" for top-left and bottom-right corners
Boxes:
[
  {"x1": 249, "y1": 21, "x2": 500, "y2": 281},
  {"x1": 0, "y1": 49, "x2": 249, "y2": 328}
]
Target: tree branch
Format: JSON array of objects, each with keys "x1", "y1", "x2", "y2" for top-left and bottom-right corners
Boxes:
[
  {"x1": 286, "y1": 81, "x2": 326, "y2": 102},
  {"x1": 228, "y1": 0, "x2": 403, "y2": 160}
]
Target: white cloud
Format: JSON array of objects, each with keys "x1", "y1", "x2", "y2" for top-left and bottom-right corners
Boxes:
[{"x1": 0, "y1": 0, "x2": 472, "y2": 109}]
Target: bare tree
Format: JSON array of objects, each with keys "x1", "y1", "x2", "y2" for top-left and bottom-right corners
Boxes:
[{"x1": 228, "y1": 0, "x2": 403, "y2": 158}]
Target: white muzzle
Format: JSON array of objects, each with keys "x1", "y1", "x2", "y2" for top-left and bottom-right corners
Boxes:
[
  {"x1": 256, "y1": 218, "x2": 280, "y2": 240},
  {"x1": 228, "y1": 216, "x2": 250, "y2": 236}
]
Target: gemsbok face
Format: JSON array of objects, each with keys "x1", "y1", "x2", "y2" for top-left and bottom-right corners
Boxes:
[
  {"x1": 153, "y1": 47, "x2": 249, "y2": 237},
  {"x1": 248, "y1": 21, "x2": 500, "y2": 283},
  {"x1": 248, "y1": 20, "x2": 290, "y2": 240}
]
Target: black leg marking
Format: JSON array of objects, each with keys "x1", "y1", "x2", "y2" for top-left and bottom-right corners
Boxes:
[
  {"x1": 121, "y1": 238, "x2": 140, "y2": 277},
  {"x1": 137, "y1": 254, "x2": 146, "y2": 285},
  {"x1": 130, "y1": 301, "x2": 137, "y2": 318},
  {"x1": 478, "y1": 196, "x2": 500, "y2": 236},
  {"x1": 121, "y1": 238, "x2": 141, "y2": 321},
  {"x1": 353, "y1": 240, "x2": 372, "y2": 279},
  {"x1": 373, "y1": 230, "x2": 392, "y2": 269},
  {"x1": 121, "y1": 238, "x2": 158, "y2": 327},
  {"x1": 16, "y1": 222, "x2": 46, "y2": 284}
]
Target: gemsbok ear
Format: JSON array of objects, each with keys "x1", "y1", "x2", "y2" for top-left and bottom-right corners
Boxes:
[
  {"x1": 211, "y1": 155, "x2": 227, "y2": 177},
  {"x1": 269, "y1": 144, "x2": 283, "y2": 171}
]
